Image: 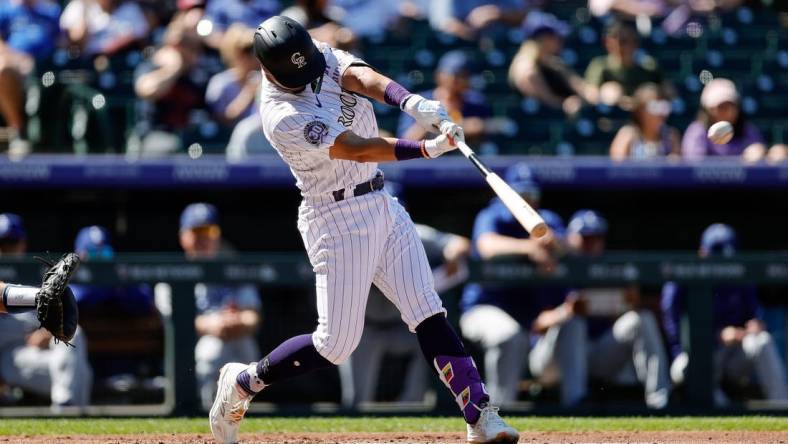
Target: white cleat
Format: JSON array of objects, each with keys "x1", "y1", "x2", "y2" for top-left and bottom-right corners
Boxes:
[
  {"x1": 466, "y1": 406, "x2": 520, "y2": 443},
  {"x1": 209, "y1": 363, "x2": 253, "y2": 444}
]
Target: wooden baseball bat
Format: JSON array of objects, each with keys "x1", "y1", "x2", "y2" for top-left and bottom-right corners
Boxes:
[{"x1": 454, "y1": 140, "x2": 548, "y2": 238}]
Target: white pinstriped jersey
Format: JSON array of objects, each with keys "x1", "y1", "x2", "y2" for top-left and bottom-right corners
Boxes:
[
  {"x1": 258, "y1": 42, "x2": 445, "y2": 365},
  {"x1": 260, "y1": 41, "x2": 380, "y2": 199}
]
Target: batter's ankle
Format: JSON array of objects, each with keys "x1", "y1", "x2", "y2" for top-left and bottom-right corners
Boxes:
[{"x1": 236, "y1": 363, "x2": 265, "y2": 396}]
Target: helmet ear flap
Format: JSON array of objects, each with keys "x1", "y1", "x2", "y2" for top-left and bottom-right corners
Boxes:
[{"x1": 253, "y1": 31, "x2": 270, "y2": 66}]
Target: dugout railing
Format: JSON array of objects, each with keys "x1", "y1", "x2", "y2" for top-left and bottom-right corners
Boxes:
[{"x1": 0, "y1": 253, "x2": 787, "y2": 417}]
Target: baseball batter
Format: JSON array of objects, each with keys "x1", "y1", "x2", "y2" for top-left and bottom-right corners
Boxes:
[{"x1": 209, "y1": 16, "x2": 519, "y2": 444}]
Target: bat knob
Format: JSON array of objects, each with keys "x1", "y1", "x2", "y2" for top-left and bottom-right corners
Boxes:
[{"x1": 531, "y1": 223, "x2": 548, "y2": 239}]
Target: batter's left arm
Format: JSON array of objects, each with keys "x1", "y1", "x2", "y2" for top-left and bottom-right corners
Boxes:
[
  {"x1": 341, "y1": 65, "x2": 392, "y2": 104},
  {"x1": 328, "y1": 66, "x2": 463, "y2": 163},
  {"x1": 342, "y1": 66, "x2": 453, "y2": 134}
]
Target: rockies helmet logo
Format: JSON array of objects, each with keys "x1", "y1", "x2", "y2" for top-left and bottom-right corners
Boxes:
[{"x1": 291, "y1": 52, "x2": 307, "y2": 69}]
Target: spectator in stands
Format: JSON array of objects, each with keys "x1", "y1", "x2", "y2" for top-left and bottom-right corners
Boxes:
[
  {"x1": 565, "y1": 210, "x2": 670, "y2": 409},
  {"x1": 339, "y1": 183, "x2": 471, "y2": 407},
  {"x1": 70, "y1": 226, "x2": 155, "y2": 316},
  {"x1": 59, "y1": 0, "x2": 150, "y2": 58},
  {"x1": 176, "y1": 0, "x2": 206, "y2": 22},
  {"x1": 682, "y1": 78, "x2": 779, "y2": 163},
  {"x1": 768, "y1": 144, "x2": 787, "y2": 163},
  {"x1": 132, "y1": 17, "x2": 208, "y2": 156},
  {"x1": 0, "y1": 213, "x2": 27, "y2": 257},
  {"x1": 207, "y1": 24, "x2": 275, "y2": 160},
  {"x1": 520, "y1": 211, "x2": 599, "y2": 408},
  {"x1": 173, "y1": 0, "x2": 207, "y2": 35},
  {"x1": 590, "y1": 0, "x2": 744, "y2": 22},
  {"x1": 281, "y1": 0, "x2": 356, "y2": 50},
  {"x1": 398, "y1": 50, "x2": 491, "y2": 144},
  {"x1": 509, "y1": 11, "x2": 598, "y2": 116},
  {"x1": 588, "y1": 0, "x2": 667, "y2": 19},
  {"x1": 429, "y1": 0, "x2": 529, "y2": 41},
  {"x1": 331, "y1": 0, "x2": 402, "y2": 39},
  {"x1": 204, "y1": 0, "x2": 279, "y2": 35},
  {"x1": 610, "y1": 83, "x2": 680, "y2": 160},
  {"x1": 585, "y1": 20, "x2": 665, "y2": 106},
  {"x1": 400, "y1": 0, "x2": 430, "y2": 20},
  {"x1": 0, "y1": 0, "x2": 61, "y2": 156},
  {"x1": 179, "y1": 203, "x2": 261, "y2": 409},
  {"x1": 0, "y1": 215, "x2": 92, "y2": 411},
  {"x1": 207, "y1": 25, "x2": 259, "y2": 128},
  {"x1": 459, "y1": 164, "x2": 578, "y2": 405},
  {"x1": 226, "y1": 112, "x2": 275, "y2": 159},
  {"x1": 172, "y1": 0, "x2": 228, "y2": 50},
  {"x1": 662, "y1": 224, "x2": 788, "y2": 405}
]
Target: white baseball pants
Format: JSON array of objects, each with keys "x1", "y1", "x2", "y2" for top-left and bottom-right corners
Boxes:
[{"x1": 298, "y1": 191, "x2": 446, "y2": 365}]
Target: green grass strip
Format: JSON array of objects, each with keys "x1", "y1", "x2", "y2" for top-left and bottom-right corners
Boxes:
[{"x1": 0, "y1": 416, "x2": 785, "y2": 436}]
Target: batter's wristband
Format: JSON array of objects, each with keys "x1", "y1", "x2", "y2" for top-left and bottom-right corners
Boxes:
[
  {"x1": 384, "y1": 81, "x2": 411, "y2": 108},
  {"x1": 394, "y1": 139, "x2": 427, "y2": 160}
]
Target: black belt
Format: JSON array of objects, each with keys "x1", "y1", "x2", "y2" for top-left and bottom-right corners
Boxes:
[{"x1": 332, "y1": 174, "x2": 384, "y2": 202}]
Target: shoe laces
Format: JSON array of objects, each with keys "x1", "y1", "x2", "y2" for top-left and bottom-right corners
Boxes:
[
  {"x1": 480, "y1": 406, "x2": 506, "y2": 427},
  {"x1": 226, "y1": 398, "x2": 249, "y2": 424}
]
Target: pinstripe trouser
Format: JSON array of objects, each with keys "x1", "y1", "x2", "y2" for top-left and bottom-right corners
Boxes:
[{"x1": 298, "y1": 190, "x2": 446, "y2": 365}]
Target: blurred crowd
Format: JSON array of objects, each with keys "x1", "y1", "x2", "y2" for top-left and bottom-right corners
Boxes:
[
  {"x1": 1, "y1": 162, "x2": 787, "y2": 409},
  {"x1": 0, "y1": 0, "x2": 785, "y2": 161}
]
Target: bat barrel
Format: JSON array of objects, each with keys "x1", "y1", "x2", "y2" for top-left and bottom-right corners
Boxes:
[{"x1": 446, "y1": 127, "x2": 547, "y2": 238}]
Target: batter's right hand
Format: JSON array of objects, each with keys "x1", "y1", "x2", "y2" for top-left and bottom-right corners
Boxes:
[
  {"x1": 440, "y1": 120, "x2": 465, "y2": 146},
  {"x1": 423, "y1": 133, "x2": 457, "y2": 158},
  {"x1": 402, "y1": 94, "x2": 450, "y2": 132}
]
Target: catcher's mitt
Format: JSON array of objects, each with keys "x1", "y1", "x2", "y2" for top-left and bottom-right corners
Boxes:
[{"x1": 35, "y1": 253, "x2": 81, "y2": 345}]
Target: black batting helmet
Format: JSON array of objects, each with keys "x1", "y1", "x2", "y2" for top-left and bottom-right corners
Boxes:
[{"x1": 254, "y1": 16, "x2": 326, "y2": 89}]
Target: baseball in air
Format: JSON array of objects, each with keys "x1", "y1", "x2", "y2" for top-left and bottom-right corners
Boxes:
[{"x1": 708, "y1": 121, "x2": 734, "y2": 144}]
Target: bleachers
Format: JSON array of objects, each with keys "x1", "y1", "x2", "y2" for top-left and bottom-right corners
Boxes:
[{"x1": 12, "y1": 0, "x2": 788, "y2": 155}]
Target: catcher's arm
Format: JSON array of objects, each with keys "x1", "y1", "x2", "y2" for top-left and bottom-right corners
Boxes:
[
  {"x1": 0, "y1": 282, "x2": 6, "y2": 313},
  {"x1": 1, "y1": 281, "x2": 40, "y2": 312}
]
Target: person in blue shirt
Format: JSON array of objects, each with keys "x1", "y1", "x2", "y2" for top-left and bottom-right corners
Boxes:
[
  {"x1": 459, "y1": 163, "x2": 583, "y2": 405},
  {"x1": 176, "y1": 203, "x2": 262, "y2": 409},
  {"x1": 206, "y1": 24, "x2": 259, "y2": 127},
  {"x1": 133, "y1": 18, "x2": 210, "y2": 156},
  {"x1": 429, "y1": 0, "x2": 528, "y2": 41},
  {"x1": 661, "y1": 224, "x2": 788, "y2": 405},
  {"x1": 0, "y1": 0, "x2": 61, "y2": 154},
  {"x1": 205, "y1": 23, "x2": 275, "y2": 159},
  {"x1": 397, "y1": 50, "x2": 491, "y2": 145},
  {"x1": 565, "y1": 210, "x2": 670, "y2": 410},
  {"x1": 69, "y1": 225, "x2": 157, "y2": 389},
  {"x1": 70, "y1": 226, "x2": 155, "y2": 316},
  {"x1": 0, "y1": 213, "x2": 27, "y2": 257},
  {"x1": 204, "y1": 0, "x2": 279, "y2": 34}
]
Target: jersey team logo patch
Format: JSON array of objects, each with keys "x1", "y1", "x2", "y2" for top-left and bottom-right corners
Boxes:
[
  {"x1": 304, "y1": 120, "x2": 329, "y2": 145},
  {"x1": 291, "y1": 52, "x2": 307, "y2": 68}
]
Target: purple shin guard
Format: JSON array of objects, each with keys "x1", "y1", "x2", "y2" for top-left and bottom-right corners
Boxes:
[
  {"x1": 416, "y1": 314, "x2": 489, "y2": 424},
  {"x1": 433, "y1": 355, "x2": 489, "y2": 424}
]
